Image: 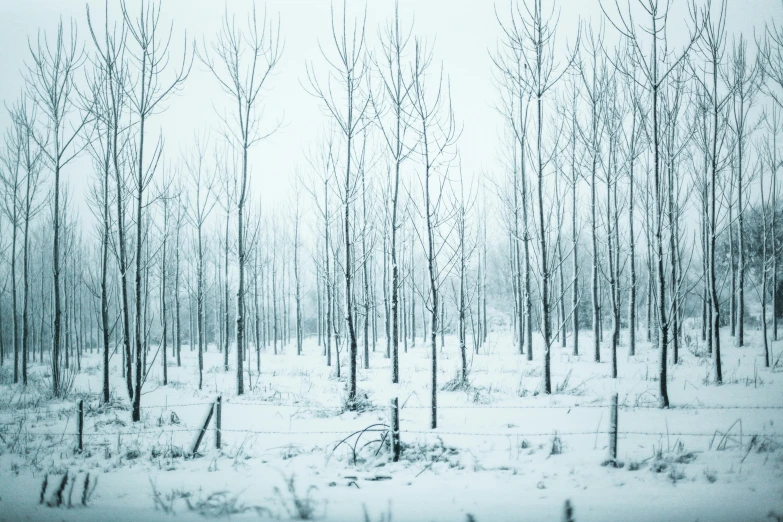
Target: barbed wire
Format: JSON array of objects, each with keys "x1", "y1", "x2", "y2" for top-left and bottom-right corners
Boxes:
[
  {"x1": 622, "y1": 431, "x2": 783, "y2": 438},
  {"x1": 6, "y1": 400, "x2": 783, "y2": 416},
  {"x1": 85, "y1": 427, "x2": 201, "y2": 437},
  {"x1": 404, "y1": 430, "x2": 783, "y2": 438},
  {"x1": 221, "y1": 428, "x2": 386, "y2": 436},
  {"x1": 10, "y1": 427, "x2": 202, "y2": 437},
  {"x1": 224, "y1": 401, "x2": 343, "y2": 410},
  {"x1": 3, "y1": 398, "x2": 782, "y2": 445},
  {"x1": 140, "y1": 402, "x2": 216, "y2": 409},
  {"x1": 402, "y1": 430, "x2": 605, "y2": 437},
  {"x1": 402, "y1": 404, "x2": 606, "y2": 409},
  {"x1": 12, "y1": 426, "x2": 783, "y2": 439},
  {"x1": 658, "y1": 405, "x2": 783, "y2": 410},
  {"x1": 395, "y1": 403, "x2": 783, "y2": 411}
]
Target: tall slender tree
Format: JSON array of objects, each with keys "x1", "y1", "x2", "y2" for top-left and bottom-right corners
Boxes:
[
  {"x1": 26, "y1": 20, "x2": 91, "y2": 397},
  {"x1": 199, "y1": 2, "x2": 281, "y2": 395}
]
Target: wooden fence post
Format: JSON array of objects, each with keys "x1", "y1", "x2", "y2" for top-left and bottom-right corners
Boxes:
[
  {"x1": 563, "y1": 499, "x2": 575, "y2": 522},
  {"x1": 191, "y1": 402, "x2": 215, "y2": 456},
  {"x1": 609, "y1": 393, "x2": 618, "y2": 462},
  {"x1": 390, "y1": 397, "x2": 400, "y2": 462},
  {"x1": 215, "y1": 396, "x2": 222, "y2": 450},
  {"x1": 77, "y1": 400, "x2": 84, "y2": 453}
]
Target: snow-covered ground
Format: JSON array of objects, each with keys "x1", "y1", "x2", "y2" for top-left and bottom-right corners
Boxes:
[{"x1": 0, "y1": 327, "x2": 782, "y2": 522}]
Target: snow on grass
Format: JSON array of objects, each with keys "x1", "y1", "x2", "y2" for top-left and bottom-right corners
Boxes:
[{"x1": 0, "y1": 327, "x2": 781, "y2": 521}]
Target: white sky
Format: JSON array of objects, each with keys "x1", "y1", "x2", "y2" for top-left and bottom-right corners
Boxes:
[{"x1": 0, "y1": 0, "x2": 779, "y2": 226}]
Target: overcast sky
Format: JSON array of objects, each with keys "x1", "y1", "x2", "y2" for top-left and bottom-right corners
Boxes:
[{"x1": 0, "y1": 0, "x2": 779, "y2": 223}]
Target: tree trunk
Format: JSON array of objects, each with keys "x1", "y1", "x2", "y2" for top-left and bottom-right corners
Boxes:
[
  {"x1": 295, "y1": 206, "x2": 303, "y2": 357},
  {"x1": 254, "y1": 246, "x2": 261, "y2": 372},
  {"x1": 197, "y1": 226, "x2": 205, "y2": 390},
  {"x1": 606, "y1": 140, "x2": 618, "y2": 379},
  {"x1": 652, "y1": 21, "x2": 670, "y2": 407},
  {"x1": 223, "y1": 210, "x2": 229, "y2": 371},
  {"x1": 361, "y1": 160, "x2": 369, "y2": 369},
  {"x1": 325, "y1": 178, "x2": 332, "y2": 367},
  {"x1": 175, "y1": 201, "x2": 182, "y2": 368},
  {"x1": 161, "y1": 197, "x2": 168, "y2": 386},
  {"x1": 738, "y1": 151, "x2": 745, "y2": 348},
  {"x1": 273, "y1": 231, "x2": 279, "y2": 355},
  {"x1": 628, "y1": 102, "x2": 637, "y2": 357}
]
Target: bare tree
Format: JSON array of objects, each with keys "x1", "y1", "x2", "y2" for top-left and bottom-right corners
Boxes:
[
  {"x1": 759, "y1": 155, "x2": 772, "y2": 368},
  {"x1": 157, "y1": 170, "x2": 173, "y2": 385},
  {"x1": 763, "y1": 106, "x2": 781, "y2": 341},
  {"x1": 121, "y1": 0, "x2": 191, "y2": 421},
  {"x1": 306, "y1": 0, "x2": 371, "y2": 408},
  {"x1": 602, "y1": 0, "x2": 701, "y2": 406},
  {"x1": 292, "y1": 178, "x2": 304, "y2": 356},
  {"x1": 502, "y1": 0, "x2": 577, "y2": 394},
  {"x1": 173, "y1": 185, "x2": 185, "y2": 367},
  {"x1": 409, "y1": 37, "x2": 458, "y2": 429},
  {"x1": 183, "y1": 137, "x2": 217, "y2": 391},
  {"x1": 692, "y1": 0, "x2": 730, "y2": 386},
  {"x1": 761, "y1": 1, "x2": 783, "y2": 109},
  {"x1": 372, "y1": 0, "x2": 415, "y2": 384},
  {"x1": 199, "y1": 1, "x2": 282, "y2": 395},
  {"x1": 620, "y1": 62, "x2": 645, "y2": 358},
  {"x1": 0, "y1": 113, "x2": 23, "y2": 385},
  {"x1": 576, "y1": 24, "x2": 607, "y2": 364},
  {"x1": 16, "y1": 99, "x2": 44, "y2": 387},
  {"x1": 216, "y1": 154, "x2": 234, "y2": 372},
  {"x1": 355, "y1": 130, "x2": 375, "y2": 370},
  {"x1": 454, "y1": 166, "x2": 478, "y2": 385},
  {"x1": 729, "y1": 35, "x2": 762, "y2": 349},
  {"x1": 564, "y1": 77, "x2": 582, "y2": 356},
  {"x1": 492, "y1": 10, "x2": 533, "y2": 358},
  {"x1": 25, "y1": 19, "x2": 91, "y2": 397}
]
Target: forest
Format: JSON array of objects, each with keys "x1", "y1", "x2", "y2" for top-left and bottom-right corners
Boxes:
[{"x1": 0, "y1": 0, "x2": 782, "y2": 520}]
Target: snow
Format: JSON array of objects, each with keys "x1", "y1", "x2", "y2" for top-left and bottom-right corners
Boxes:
[{"x1": 0, "y1": 328, "x2": 782, "y2": 521}]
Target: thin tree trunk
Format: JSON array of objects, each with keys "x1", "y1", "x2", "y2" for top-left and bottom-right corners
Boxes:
[
  {"x1": 224, "y1": 207, "x2": 230, "y2": 371},
  {"x1": 175, "y1": 200, "x2": 182, "y2": 368},
  {"x1": 254, "y1": 246, "x2": 261, "y2": 372},
  {"x1": 295, "y1": 206, "x2": 303, "y2": 356},
  {"x1": 606, "y1": 140, "x2": 618, "y2": 379},
  {"x1": 361, "y1": 160, "x2": 369, "y2": 369},
  {"x1": 738, "y1": 155, "x2": 745, "y2": 347},
  {"x1": 161, "y1": 197, "x2": 168, "y2": 386},
  {"x1": 628, "y1": 100, "x2": 638, "y2": 357},
  {"x1": 571, "y1": 106, "x2": 579, "y2": 356},
  {"x1": 325, "y1": 179, "x2": 332, "y2": 367}
]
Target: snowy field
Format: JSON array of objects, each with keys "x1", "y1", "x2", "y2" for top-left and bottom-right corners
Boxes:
[{"x1": 0, "y1": 328, "x2": 782, "y2": 522}]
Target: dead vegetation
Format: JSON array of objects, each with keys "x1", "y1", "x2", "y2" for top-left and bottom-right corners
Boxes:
[{"x1": 40, "y1": 471, "x2": 98, "y2": 508}]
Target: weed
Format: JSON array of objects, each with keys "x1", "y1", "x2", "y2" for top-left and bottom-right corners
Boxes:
[
  {"x1": 186, "y1": 490, "x2": 253, "y2": 517},
  {"x1": 274, "y1": 474, "x2": 322, "y2": 520},
  {"x1": 667, "y1": 465, "x2": 685, "y2": 483},
  {"x1": 549, "y1": 432, "x2": 563, "y2": 456},
  {"x1": 627, "y1": 460, "x2": 645, "y2": 471},
  {"x1": 563, "y1": 499, "x2": 575, "y2": 522},
  {"x1": 342, "y1": 392, "x2": 375, "y2": 414},
  {"x1": 40, "y1": 471, "x2": 94, "y2": 508},
  {"x1": 125, "y1": 448, "x2": 141, "y2": 460}
]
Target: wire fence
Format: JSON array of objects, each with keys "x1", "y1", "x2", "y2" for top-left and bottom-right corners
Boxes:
[
  {"x1": 11, "y1": 428, "x2": 783, "y2": 439},
  {"x1": 3, "y1": 396, "x2": 782, "y2": 453},
  {"x1": 4, "y1": 398, "x2": 783, "y2": 413}
]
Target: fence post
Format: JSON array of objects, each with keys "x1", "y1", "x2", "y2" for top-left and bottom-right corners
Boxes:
[
  {"x1": 77, "y1": 400, "x2": 84, "y2": 453},
  {"x1": 215, "y1": 396, "x2": 222, "y2": 450},
  {"x1": 390, "y1": 397, "x2": 400, "y2": 462},
  {"x1": 563, "y1": 499, "x2": 575, "y2": 522},
  {"x1": 609, "y1": 393, "x2": 618, "y2": 462},
  {"x1": 191, "y1": 402, "x2": 215, "y2": 456}
]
